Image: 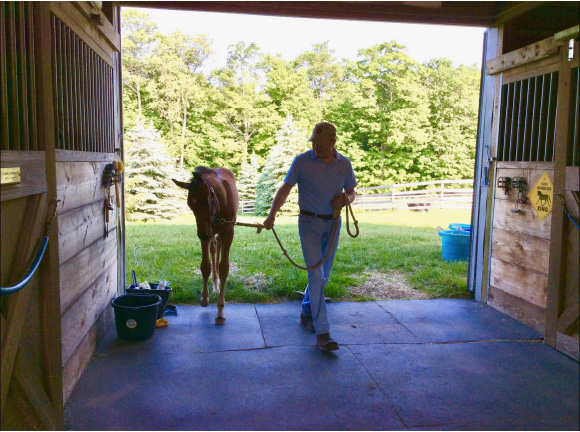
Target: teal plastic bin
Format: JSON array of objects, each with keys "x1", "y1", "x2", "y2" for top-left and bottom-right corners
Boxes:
[
  {"x1": 448, "y1": 223, "x2": 471, "y2": 232},
  {"x1": 439, "y1": 229, "x2": 470, "y2": 261}
]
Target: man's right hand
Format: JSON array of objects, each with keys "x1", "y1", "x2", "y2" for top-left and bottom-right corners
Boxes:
[
  {"x1": 263, "y1": 215, "x2": 275, "y2": 230},
  {"x1": 263, "y1": 182, "x2": 292, "y2": 230}
]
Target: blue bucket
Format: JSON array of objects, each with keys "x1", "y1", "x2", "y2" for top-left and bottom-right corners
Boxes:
[
  {"x1": 448, "y1": 223, "x2": 471, "y2": 232},
  {"x1": 439, "y1": 229, "x2": 470, "y2": 261}
]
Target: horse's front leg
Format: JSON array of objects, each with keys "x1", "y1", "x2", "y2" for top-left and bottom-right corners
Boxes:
[
  {"x1": 210, "y1": 236, "x2": 220, "y2": 294},
  {"x1": 199, "y1": 240, "x2": 212, "y2": 307},
  {"x1": 215, "y1": 229, "x2": 233, "y2": 325}
]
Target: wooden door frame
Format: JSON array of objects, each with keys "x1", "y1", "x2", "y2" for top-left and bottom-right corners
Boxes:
[
  {"x1": 36, "y1": 2, "x2": 64, "y2": 425},
  {"x1": 545, "y1": 33, "x2": 579, "y2": 358},
  {"x1": 470, "y1": 28, "x2": 499, "y2": 301}
]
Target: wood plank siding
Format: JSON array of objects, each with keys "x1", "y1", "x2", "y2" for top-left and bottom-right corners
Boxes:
[
  {"x1": 48, "y1": 2, "x2": 122, "y2": 403},
  {"x1": 489, "y1": 165, "x2": 554, "y2": 332},
  {"x1": 487, "y1": 30, "x2": 580, "y2": 351}
]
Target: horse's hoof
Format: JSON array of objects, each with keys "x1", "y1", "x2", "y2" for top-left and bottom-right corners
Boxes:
[
  {"x1": 200, "y1": 297, "x2": 210, "y2": 307},
  {"x1": 215, "y1": 317, "x2": 226, "y2": 325}
]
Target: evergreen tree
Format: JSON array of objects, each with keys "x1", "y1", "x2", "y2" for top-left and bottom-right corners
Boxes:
[
  {"x1": 237, "y1": 152, "x2": 260, "y2": 205},
  {"x1": 125, "y1": 118, "x2": 188, "y2": 221},
  {"x1": 254, "y1": 117, "x2": 308, "y2": 215}
]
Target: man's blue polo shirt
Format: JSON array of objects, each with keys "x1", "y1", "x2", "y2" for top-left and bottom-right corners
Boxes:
[{"x1": 284, "y1": 148, "x2": 357, "y2": 216}]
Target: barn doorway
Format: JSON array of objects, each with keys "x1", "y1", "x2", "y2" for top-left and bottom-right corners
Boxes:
[{"x1": 119, "y1": 6, "x2": 485, "y2": 306}]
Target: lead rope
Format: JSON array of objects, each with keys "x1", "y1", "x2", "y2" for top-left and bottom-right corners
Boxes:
[{"x1": 223, "y1": 195, "x2": 359, "y2": 271}]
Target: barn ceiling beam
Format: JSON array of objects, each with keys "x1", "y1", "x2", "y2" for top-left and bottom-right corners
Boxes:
[{"x1": 118, "y1": 1, "x2": 520, "y2": 27}]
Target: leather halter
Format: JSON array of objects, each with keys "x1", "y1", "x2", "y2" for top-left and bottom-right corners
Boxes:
[{"x1": 202, "y1": 178, "x2": 222, "y2": 224}]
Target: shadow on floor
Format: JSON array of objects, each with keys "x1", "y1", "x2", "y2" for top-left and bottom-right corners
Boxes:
[{"x1": 64, "y1": 299, "x2": 579, "y2": 430}]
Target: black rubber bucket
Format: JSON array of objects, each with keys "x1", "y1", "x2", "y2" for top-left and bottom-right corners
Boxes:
[
  {"x1": 126, "y1": 284, "x2": 172, "y2": 319},
  {"x1": 111, "y1": 294, "x2": 161, "y2": 341}
]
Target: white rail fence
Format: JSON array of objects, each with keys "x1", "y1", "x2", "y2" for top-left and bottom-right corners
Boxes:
[
  {"x1": 240, "y1": 179, "x2": 474, "y2": 213},
  {"x1": 240, "y1": 200, "x2": 256, "y2": 214},
  {"x1": 356, "y1": 179, "x2": 474, "y2": 211}
]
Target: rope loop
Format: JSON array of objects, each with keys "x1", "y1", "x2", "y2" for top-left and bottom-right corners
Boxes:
[{"x1": 223, "y1": 202, "x2": 360, "y2": 271}]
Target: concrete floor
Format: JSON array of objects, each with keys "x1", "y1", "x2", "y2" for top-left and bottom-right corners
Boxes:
[{"x1": 64, "y1": 299, "x2": 579, "y2": 431}]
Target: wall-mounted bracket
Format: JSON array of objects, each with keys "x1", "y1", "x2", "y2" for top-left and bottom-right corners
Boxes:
[
  {"x1": 511, "y1": 177, "x2": 527, "y2": 214},
  {"x1": 497, "y1": 176, "x2": 512, "y2": 194},
  {"x1": 512, "y1": 177, "x2": 527, "y2": 202}
]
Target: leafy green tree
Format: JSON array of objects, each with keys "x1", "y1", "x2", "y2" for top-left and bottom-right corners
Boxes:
[
  {"x1": 342, "y1": 42, "x2": 430, "y2": 185},
  {"x1": 119, "y1": 16, "x2": 481, "y2": 190},
  {"x1": 262, "y1": 54, "x2": 319, "y2": 134},
  {"x1": 124, "y1": 118, "x2": 187, "y2": 221},
  {"x1": 420, "y1": 59, "x2": 480, "y2": 180},
  {"x1": 294, "y1": 41, "x2": 343, "y2": 118},
  {"x1": 254, "y1": 116, "x2": 308, "y2": 215},
  {"x1": 326, "y1": 78, "x2": 376, "y2": 187},
  {"x1": 121, "y1": 9, "x2": 158, "y2": 121},
  {"x1": 209, "y1": 43, "x2": 278, "y2": 167},
  {"x1": 147, "y1": 31, "x2": 212, "y2": 168}
]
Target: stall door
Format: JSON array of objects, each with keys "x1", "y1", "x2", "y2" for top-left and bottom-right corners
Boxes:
[
  {"x1": 1, "y1": 2, "x2": 123, "y2": 428},
  {"x1": 486, "y1": 32, "x2": 579, "y2": 359},
  {"x1": 1, "y1": 3, "x2": 62, "y2": 429}
]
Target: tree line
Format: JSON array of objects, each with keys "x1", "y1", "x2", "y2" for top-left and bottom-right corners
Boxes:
[{"x1": 122, "y1": 9, "x2": 481, "y2": 219}]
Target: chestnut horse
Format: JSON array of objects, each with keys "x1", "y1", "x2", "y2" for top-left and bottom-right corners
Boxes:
[{"x1": 172, "y1": 167, "x2": 239, "y2": 324}]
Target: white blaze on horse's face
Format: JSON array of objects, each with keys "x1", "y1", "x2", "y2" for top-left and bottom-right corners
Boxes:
[
  {"x1": 189, "y1": 183, "x2": 215, "y2": 242},
  {"x1": 171, "y1": 177, "x2": 214, "y2": 242}
]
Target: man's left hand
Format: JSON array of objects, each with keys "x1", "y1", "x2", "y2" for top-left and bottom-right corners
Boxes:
[{"x1": 331, "y1": 192, "x2": 349, "y2": 209}]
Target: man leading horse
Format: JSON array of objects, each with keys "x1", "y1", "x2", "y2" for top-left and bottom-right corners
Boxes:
[{"x1": 263, "y1": 122, "x2": 357, "y2": 351}]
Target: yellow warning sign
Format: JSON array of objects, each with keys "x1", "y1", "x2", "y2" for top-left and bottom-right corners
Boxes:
[{"x1": 530, "y1": 172, "x2": 553, "y2": 221}]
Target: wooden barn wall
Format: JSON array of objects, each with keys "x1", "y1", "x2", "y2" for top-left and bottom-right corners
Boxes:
[
  {"x1": 48, "y1": 2, "x2": 122, "y2": 402},
  {"x1": 486, "y1": 30, "x2": 579, "y2": 344},
  {"x1": 57, "y1": 160, "x2": 119, "y2": 402},
  {"x1": 489, "y1": 162, "x2": 553, "y2": 332}
]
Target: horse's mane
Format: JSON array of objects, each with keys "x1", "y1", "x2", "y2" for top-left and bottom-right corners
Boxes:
[{"x1": 194, "y1": 166, "x2": 213, "y2": 177}]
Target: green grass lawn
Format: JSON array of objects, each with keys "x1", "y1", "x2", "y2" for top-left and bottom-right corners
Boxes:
[{"x1": 125, "y1": 209, "x2": 473, "y2": 304}]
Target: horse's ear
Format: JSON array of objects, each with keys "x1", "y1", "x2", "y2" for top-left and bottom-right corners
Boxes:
[
  {"x1": 193, "y1": 172, "x2": 203, "y2": 184},
  {"x1": 172, "y1": 179, "x2": 190, "y2": 190}
]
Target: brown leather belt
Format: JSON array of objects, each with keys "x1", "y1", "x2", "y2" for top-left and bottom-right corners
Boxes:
[{"x1": 300, "y1": 210, "x2": 333, "y2": 220}]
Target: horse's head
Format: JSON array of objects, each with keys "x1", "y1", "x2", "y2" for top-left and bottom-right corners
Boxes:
[{"x1": 172, "y1": 172, "x2": 217, "y2": 242}]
